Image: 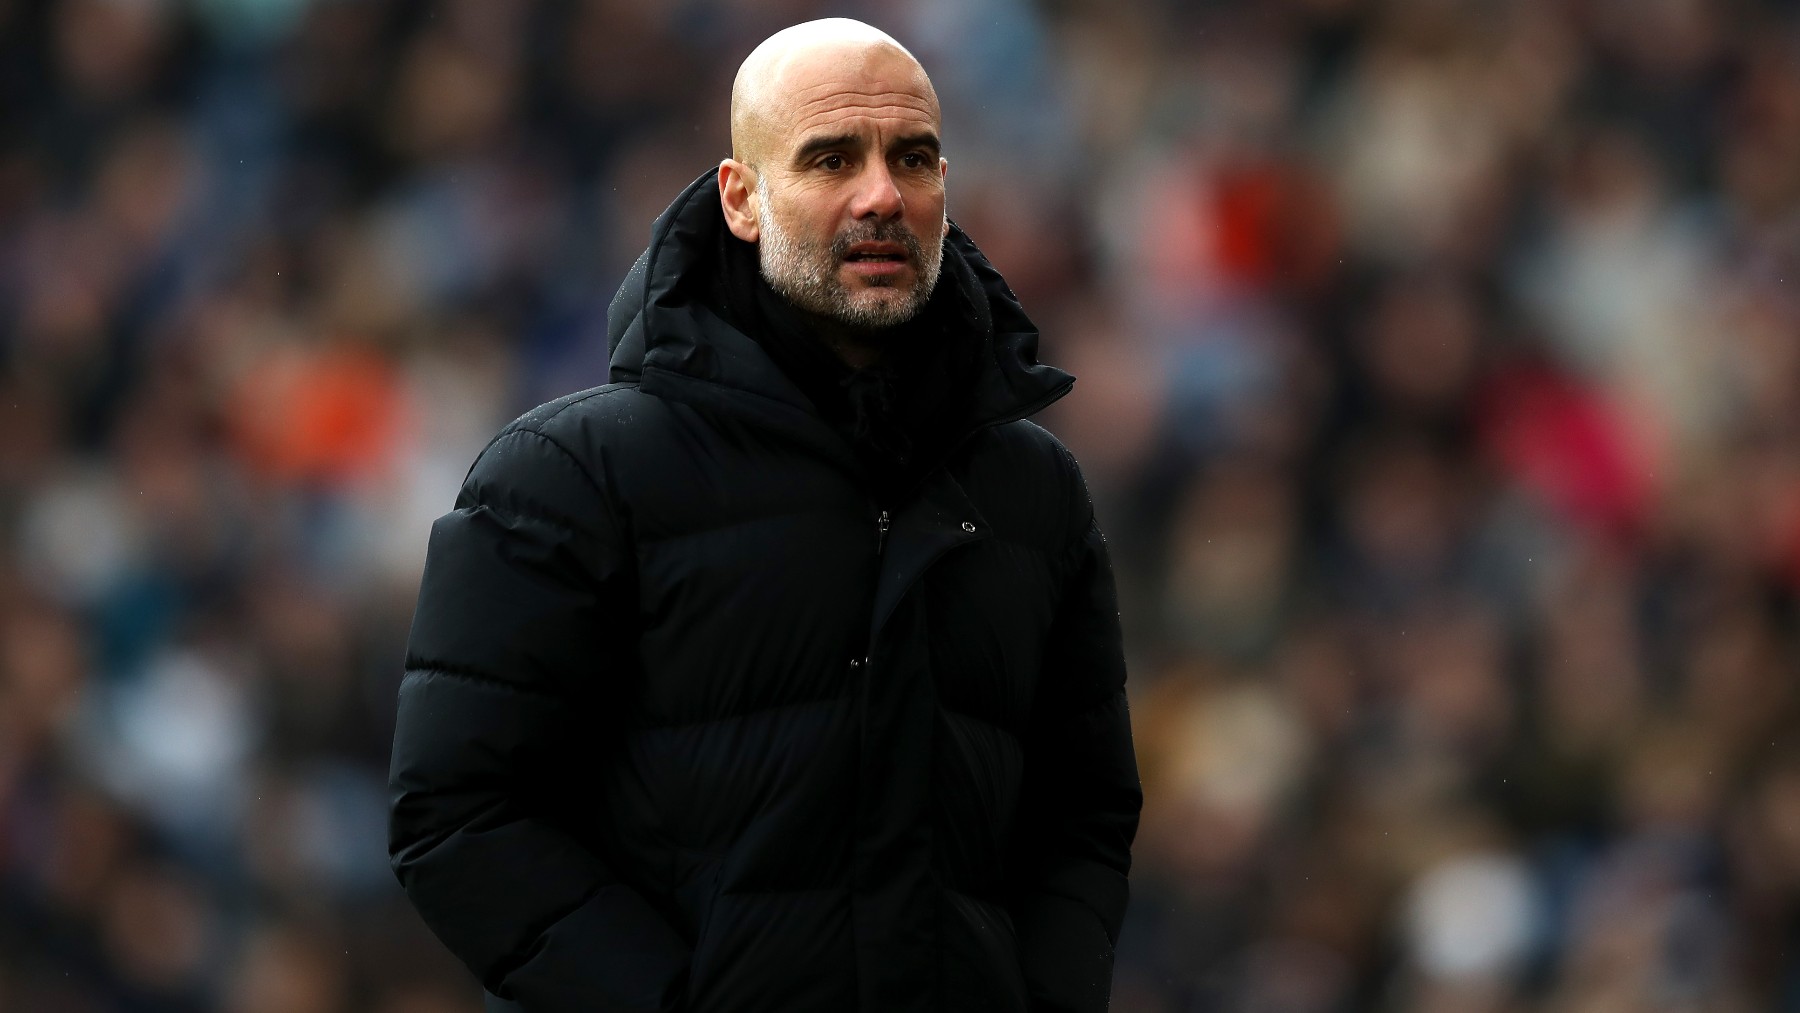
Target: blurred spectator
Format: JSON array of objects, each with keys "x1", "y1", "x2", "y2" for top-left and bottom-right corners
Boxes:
[{"x1": 3, "y1": 0, "x2": 1800, "y2": 1009}]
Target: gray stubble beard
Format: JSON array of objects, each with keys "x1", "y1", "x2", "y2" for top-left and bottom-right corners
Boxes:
[{"x1": 756, "y1": 176, "x2": 946, "y2": 330}]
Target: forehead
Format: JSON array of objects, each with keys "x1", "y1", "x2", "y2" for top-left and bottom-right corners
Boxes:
[{"x1": 771, "y1": 47, "x2": 940, "y2": 149}]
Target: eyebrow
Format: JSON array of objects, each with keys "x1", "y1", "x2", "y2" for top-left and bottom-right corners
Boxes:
[
  {"x1": 891, "y1": 132, "x2": 942, "y2": 158},
  {"x1": 791, "y1": 133, "x2": 859, "y2": 164},
  {"x1": 790, "y1": 131, "x2": 943, "y2": 165}
]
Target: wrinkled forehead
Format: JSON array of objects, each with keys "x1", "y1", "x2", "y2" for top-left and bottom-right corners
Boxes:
[{"x1": 757, "y1": 43, "x2": 941, "y2": 155}]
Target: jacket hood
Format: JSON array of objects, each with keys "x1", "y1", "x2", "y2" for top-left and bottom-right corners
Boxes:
[{"x1": 605, "y1": 171, "x2": 1073, "y2": 432}]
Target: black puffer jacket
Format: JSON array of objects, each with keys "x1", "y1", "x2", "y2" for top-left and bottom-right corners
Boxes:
[{"x1": 388, "y1": 172, "x2": 1141, "y2": 1013}]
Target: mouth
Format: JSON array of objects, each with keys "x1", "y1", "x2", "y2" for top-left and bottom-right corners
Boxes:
[
  {"x1": 841, "y1": 242, "x2": 910, "y2": 277},
  {"x1": 843, "y1": 243, "x2": 909, "y2": 263}
]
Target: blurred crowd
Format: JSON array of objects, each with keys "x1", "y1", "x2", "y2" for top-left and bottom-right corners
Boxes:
[{"x1": 2, "y1": 0, "x2": 1799, "y2": 1010}]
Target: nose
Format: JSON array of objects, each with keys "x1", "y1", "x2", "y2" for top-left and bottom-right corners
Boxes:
[{"x1": 848, "y1": 161, "x2": 904, "y2": 221}]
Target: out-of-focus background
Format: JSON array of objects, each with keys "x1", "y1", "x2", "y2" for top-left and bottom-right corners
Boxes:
[{"x1": 3, "y1": 0, "x2": 1799, "y2": 1009}]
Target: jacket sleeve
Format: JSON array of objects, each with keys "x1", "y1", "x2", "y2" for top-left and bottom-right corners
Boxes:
[
  {"x1": 388, "y1": 426, "x2": 689, "y2": 1012},
  {"x1": 1010, "y1": 499, "x2": 1143, "y2": 1013}
]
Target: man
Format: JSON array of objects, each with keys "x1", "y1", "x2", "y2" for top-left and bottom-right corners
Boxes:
[{"x1": 388, "y1": 19, "x2": 1140, "y2": 1013}]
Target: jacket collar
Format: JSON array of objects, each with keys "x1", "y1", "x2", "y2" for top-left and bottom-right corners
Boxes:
[{"x1": 606, "y1": 171, "x2": 1073, "y2": 440}]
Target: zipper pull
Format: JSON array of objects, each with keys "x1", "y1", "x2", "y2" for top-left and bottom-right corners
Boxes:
[{"x1": 876, "y1": 509, "x2": 891, "y2": 554}]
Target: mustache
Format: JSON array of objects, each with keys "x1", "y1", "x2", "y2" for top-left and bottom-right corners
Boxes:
[{"x1": 829, "y1": 222, "x2": 928, "y2": 263}]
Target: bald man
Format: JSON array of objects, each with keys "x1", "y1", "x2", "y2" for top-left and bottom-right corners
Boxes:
[{"x1": 389, "y1": 19, "x2": 1140, "y2": 1013}]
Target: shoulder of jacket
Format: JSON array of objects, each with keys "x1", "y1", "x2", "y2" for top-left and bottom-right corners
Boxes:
[
  {"x1": 499, "y1": 383, "x2": 643, "y2": 439},
  {"x1": 971, "y1": 419, "x2": 1095, "y2": 546},
  {"x1": 461, "y1": 383, "x2": 646, "y2": 491},
  {"x1": 982, "y1": 418, "x2": 1085, "y2": 484},
  {"x1": 457, "y1": 385, "x2": 656, "y2": 535},
  {"x1": 489, "y1": 383, "x2": 665, "y2": 459}
]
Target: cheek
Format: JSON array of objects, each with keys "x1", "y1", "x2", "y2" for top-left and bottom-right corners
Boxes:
[
  {"x1": 907, "y1": 190, "x2": 947, "y2": 233},
  {"x1": 767, "y1": 188, "x2": 840, "y2": 239}
]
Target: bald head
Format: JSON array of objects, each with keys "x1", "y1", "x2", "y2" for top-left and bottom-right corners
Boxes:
[
  {"x1": 717, "y1": 19, "x2": 950, "y2": 347},
  {"x1": 730, "y1": 19, "x2": 939, "y2": 168}
]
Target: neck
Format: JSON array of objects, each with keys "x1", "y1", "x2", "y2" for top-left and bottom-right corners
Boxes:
[{"x1": 803, "y1": 315, "x2": 888, "y2": 369}]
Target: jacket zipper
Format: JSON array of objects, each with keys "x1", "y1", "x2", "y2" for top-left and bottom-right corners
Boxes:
[{"x1": 852, "y1": 510, "x2": 890, "y2": 673}]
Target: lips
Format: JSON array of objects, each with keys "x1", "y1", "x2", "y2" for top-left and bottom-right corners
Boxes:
[{"x1": 842, "y1": 242, "x2": 909, "y2": 263}]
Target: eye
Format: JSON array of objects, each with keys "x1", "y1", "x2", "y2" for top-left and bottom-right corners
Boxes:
[
  {"x1": 899, "y1": 152, "x2": 930, "y2": 169},
  {"x1": 819, "y1": 154, "x2": 846, "y2": 171}
]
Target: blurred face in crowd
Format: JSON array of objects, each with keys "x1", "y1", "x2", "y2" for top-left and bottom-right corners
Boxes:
[{"x1": 721, "y1": 21, "x2": 949, "y2": 332}]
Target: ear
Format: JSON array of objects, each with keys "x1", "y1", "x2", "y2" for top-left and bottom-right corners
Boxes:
[
  {"x1": 940, "y1": 157, "x2": 950, "y2": 237},
  {"x1": 719, "y1": 159, "x2": 760, "y2": 243}
]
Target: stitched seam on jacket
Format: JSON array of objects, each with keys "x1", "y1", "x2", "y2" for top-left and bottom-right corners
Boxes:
[
  {"x1": 639, "y1": 365, "x2": 817, "y2": 420},
  {"x1": 496, "y1": 427, "x2": 602, "y2": 500},
  {"x1": 520, "y1": 388, "x2": 639, "y2": 541},
  {"x1": 634, "y1": 693, "x2": 847, "y2": 733},
  {"x1": 461, "y1": 487, "x2": 604, "y2": 543},
  {"x1": 940, "y1": 705, "x2": 1026, "y2": 743},
  {"x1": 402, "y1": 663, "x2": 564, "y2": 703},
  {"x1": 512, "y1": 383, "x2": 637, "y2": 437},
  {"x1": 494, "y1": 878, "x2": 612, "y2": 989},
  {"x1": 390, "y1": 794, "x2": 509, "y2": 871},
  {"x1": 480, "y1": 413, "x2": 630, "y2": 547},
  {"x1": 634, "y1": 505, "x2": 848, "y2": 549},
  {"x1": 461, "y1": 384, "x2": 635, "y2": 486}
]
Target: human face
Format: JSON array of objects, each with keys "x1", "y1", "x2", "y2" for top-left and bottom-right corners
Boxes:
[
  {"x1": 753, "y1": 51, "x2": 948, "y2": 329},
  {"x1": 757, "y1": 174, "x2": 943, "y2": 329}
]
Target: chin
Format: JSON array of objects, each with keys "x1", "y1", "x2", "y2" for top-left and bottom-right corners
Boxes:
[{"x1": 848, "y1": 305, "x2": 923, "y2": 331}]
